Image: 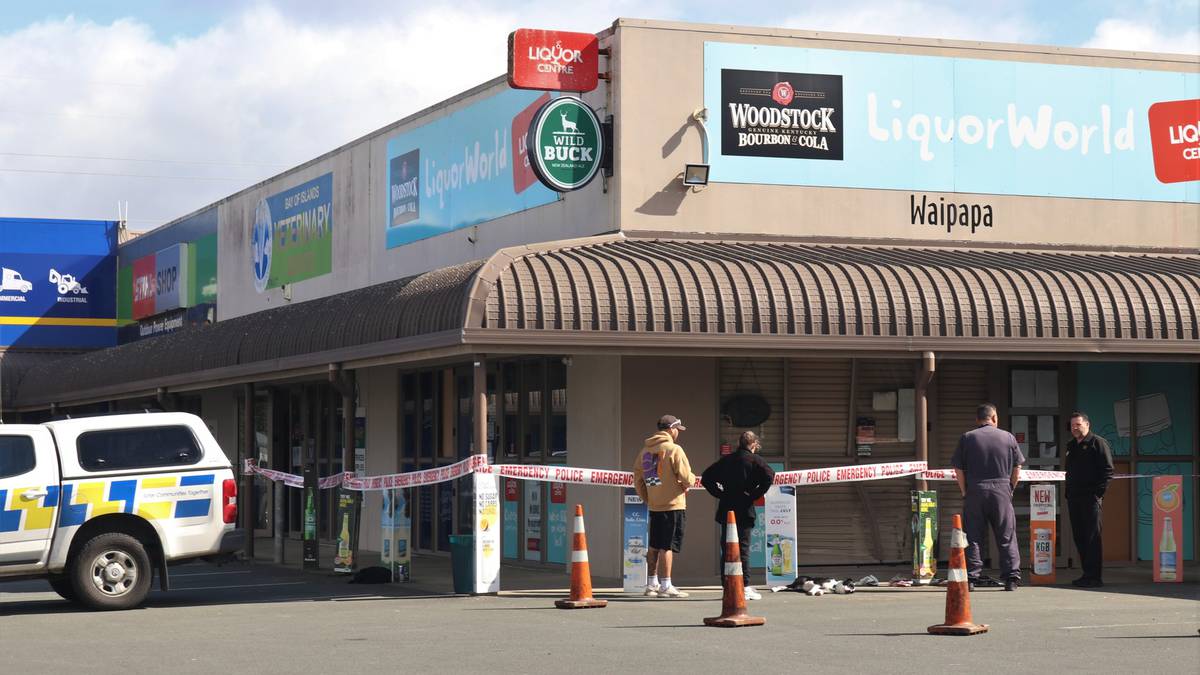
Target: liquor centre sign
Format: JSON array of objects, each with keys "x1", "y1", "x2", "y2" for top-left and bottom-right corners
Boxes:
[
  {"x1": 508, "y1": 28, "x2": 600, "y2": 93},
  {"x1": 527, "y1": 96, "x2": 604, "y2": 192}
]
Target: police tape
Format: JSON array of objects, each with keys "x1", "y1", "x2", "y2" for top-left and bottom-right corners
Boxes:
[
  {"x1": 920, "y1": 468, "x2": 1066, "y2": 482},
  {"x1": 342, "y1": 455, "x2": 488, "y2": 491},
  {"x1": 478, "y1": 463, "x2": 634, "y2": 487},
  {"x1": 773, "y1": 461, "x2": 929, "y2": 486}
]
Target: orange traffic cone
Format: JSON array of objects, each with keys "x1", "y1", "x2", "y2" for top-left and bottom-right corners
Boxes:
[
  {"x1": 704, "y1": 511, "x2": 765, "y2": 628},
  {"x1": 928, "y1": 514, "x2": 988, "y2": 636},
  {"x1": 555, "y1": 504, "x2": 607, "y2": 609}
]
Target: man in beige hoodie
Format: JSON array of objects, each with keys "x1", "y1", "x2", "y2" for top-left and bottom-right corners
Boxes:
[{"x1": 633, "y1": 414, "x2": 697, "y2": 598}]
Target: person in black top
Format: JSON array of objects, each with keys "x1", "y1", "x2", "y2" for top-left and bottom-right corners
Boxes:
[
  {"x1": 701, "y1": 431, "x2": 775, "y2": 600},
  {"x1": 1065, "y1": 411, "x2": 1115, "y2": 588}
]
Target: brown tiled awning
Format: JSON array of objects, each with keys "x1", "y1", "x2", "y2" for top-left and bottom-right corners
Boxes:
[
  {"x1": 465, "y1": 237, "x2": 1200, "y2": 351},
  {"x1": 10, "y1": 235, "x2": 1199, "y2": 408}
]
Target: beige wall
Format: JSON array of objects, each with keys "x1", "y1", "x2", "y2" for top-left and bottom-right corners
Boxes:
[
  {"x1": 358, "y1": 366, "x2": 400, "y2": 554},
  {"x1": 612, "y1": 20, "x2": 1199, "y2": 250},
  {"x1": 563, "y1": 355, "x2": 623, "y2": 579},
  {"x1": 621, "y1": 356, "x2": 719, "y2": 585}
]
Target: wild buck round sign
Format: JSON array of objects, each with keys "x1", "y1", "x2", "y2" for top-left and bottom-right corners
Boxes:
[{"x1": 527, "y1": 97, "x2": 604, "y2": 192}]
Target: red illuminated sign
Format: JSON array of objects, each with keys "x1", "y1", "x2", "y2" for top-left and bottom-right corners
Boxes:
[
  {"x1": 507, "y1": 28, "x2": 599, "y2": 93},
  {"x1": 1148, "y1": 98, "x2": 1200, "y2": 184},
  {"x1": 131, "y1": 254, "x2": 156, "y2": 320}
]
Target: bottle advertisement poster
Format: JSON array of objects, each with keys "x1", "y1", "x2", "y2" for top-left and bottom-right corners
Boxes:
[
  {"x1": 622, "y1": 490, "x2": 649, "y2": 592},
  {"x1": 546, "y1": 483, "x2": 568, "y2": 565},
  {"x1": 380, "y1": 489, "x2": 412, "y2": 582},
  {"x1": 333, "y1": 488, "x2": 359, "y2": 574},
  {"x1": 910, "y1": 490, "x2": 938, "y2": 584},
  {"x1": 749, "y1": 462, "x2": 785, "y2": 570},
  {"x1": 764, "y1": 485, "x2": 798, "y2": 587},
  {"x1": 524, "y1": 481, "x2": 542, "y2": 561},
  {"x1": 473, "y1": 472, "x2": 501, "y2": 593},
  {"x1": 302, "y1": 464, "x2": 319, "y2": 569},
  {"x1": 1030, "y1": 484, "x2": 1057, "y2": 585},
  {"x1": 502, "y1": 478, "x2": 519, "y2": 559},
  {"x1": 1153, "y1": 475, "x2": 1183, "y2": 583}
]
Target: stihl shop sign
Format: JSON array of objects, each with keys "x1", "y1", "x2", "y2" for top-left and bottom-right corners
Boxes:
[{"x1": 508, "y1": 28, "x2": 600, "y2": 93}]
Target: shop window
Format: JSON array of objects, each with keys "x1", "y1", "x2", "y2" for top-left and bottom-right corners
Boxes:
[
  {"x1": 419, "y1": 372, "x2": 435, "y2": 461},
  {"x1": 548, "y1": 359, "x2": 567, "y2": 462},
  {"x1": 401, "y1": 374, "x2": 417, "y2": 463},
  {"x1": 502, "y1": 363, "x2": 519, "y2": 459},
  {"x1": 1076, "y1": 363, "x2": 1132, "y2": 455},
  {"x1": 523, "y1": 360, "x2": 544, "y2": 460},
  {"x1": 1135, "y1": 363, "x2": 1196, "y2": 456}
]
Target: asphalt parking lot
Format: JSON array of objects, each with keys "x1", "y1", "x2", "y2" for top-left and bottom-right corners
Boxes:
[{"x1": 2, "y1": 561, "x2": 1197, "y2": 674}]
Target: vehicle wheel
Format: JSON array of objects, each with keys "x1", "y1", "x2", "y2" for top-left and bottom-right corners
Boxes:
[
  {"x1": 47, "y1": 573, "x2": 78, "y2": 602},
  {"x1": 69, "y1": 532, "x2": 153, "y2": 610}
]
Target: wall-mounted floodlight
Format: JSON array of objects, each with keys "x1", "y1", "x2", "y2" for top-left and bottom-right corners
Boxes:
[
  {"x1": 683, "y1": 164, "x2": 710, "y2": 186},
  {"x1": 684, "y1": 107, "x2": 711, "y2": 189}
]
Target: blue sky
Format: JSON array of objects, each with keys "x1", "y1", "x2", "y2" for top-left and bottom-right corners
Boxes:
[{"x1": 0, "y1": 1, "x2": 1195, "y2": 228}]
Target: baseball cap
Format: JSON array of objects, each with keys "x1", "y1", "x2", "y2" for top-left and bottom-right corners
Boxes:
[{"x1": 657, "y1": 414, "x2": 687, "y2": 431}]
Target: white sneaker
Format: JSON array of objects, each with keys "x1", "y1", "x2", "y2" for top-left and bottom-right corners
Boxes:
[
  {"x1": 643, "y1": 585, "x2": 660, "y2": 597},
  {"x1": 744, "y1": 586, "x2": 763, "y2": 601},
  {"x1": 659, "y1": 585, "x2": 689, "y2": 598}
]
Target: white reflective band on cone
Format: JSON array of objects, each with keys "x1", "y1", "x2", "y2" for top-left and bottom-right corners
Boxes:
[
  {"x1": 951, "y1": 530, "x2": 968, "y2": 549},
  {"x1": 574, "y1": 516, "x2": 586, "y2": 533},
  {"x1": 724, "y1": 562, "x2": 743, "y2": 576},
  {"x1": 948, "y1": 568, "x2": 967, "y2": 583},
  {"x1": 572, "y1": 550, "x2": 588, "y2": 563},
  {"x1": 725, "y1": 526, "x2": 739, "y2": 543}
]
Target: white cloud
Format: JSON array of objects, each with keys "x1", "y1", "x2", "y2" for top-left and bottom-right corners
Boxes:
[
  {"x1": 1083, "y1": 17, "x2": 1200, "y2": 54},
  {"x1": 0, "y1": 3, "x2": 650, "y2": 230},
  {"x1": 780, "y1": 1, "x2": 1043, "y2": 44}
]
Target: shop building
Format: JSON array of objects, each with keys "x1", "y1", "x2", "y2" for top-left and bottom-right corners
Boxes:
[{"x1": 5, "y1": 19, "x2": 1197, "y2": 583}]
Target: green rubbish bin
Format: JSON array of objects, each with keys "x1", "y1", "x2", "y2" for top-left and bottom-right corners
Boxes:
[{"x1": 449, "y1": 534, "x2": 474, "y2": 594}]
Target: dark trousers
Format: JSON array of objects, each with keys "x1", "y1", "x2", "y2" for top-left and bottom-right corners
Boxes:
[
  {"x1": 718, "y1": 517, "x2": 752, "y2": 584},
  {"x1": 1068, "y1": 496, "x2": 1104, "y2": 581},
  {"x1": 963, "y1": 483, "x2": 1021, "y2": 580}
]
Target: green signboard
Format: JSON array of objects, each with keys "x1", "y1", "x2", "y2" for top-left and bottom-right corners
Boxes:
[{"x1": 527, "y1": 97, "x2": 603, "y2": 192}]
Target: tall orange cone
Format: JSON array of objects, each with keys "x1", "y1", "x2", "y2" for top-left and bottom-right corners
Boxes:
[
  {"x1": 556, "y1": 504, "x2": 608, "y2": 609},
  {"x1": 928, "y1": 514, "x2": 988, "y2": 636},
  {"x1": 704, "y1": 511, "x2": 765, "y2": 628}
]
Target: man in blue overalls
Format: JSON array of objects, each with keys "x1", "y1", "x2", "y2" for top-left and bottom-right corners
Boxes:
[{"x1": 951, "y1": 403, "x2": 1026, "y2": 591}]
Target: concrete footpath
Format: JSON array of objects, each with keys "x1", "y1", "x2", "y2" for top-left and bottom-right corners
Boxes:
[{"x1": 2, "y1": 555, "x2": 1196, "y2": 674}]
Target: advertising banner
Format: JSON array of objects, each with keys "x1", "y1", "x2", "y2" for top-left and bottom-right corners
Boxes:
[
  {"x1": 749, "y1": 461, "x2": 785, "y2": 570},
  {"x1": 473, "y1": 472, "x2": 501, "y2": 593},
  {"x1": 384, "y1": 89, "x2": 559, "y2": 248},
  {"x1": 911, "y1": 490, "x2": 938, "y2": 584},
  {"x1": 1, "y1": 218, "x2": 117, "y2": 348},
  {"x1": 333, "y1": 489, "x2": 359, "y2": 574},
  {"x1": 1153, "y1": 475, "x2": 1183, "y2": 582},
  {"x1": 764, "y1": 485, "x2": 798, "y2": 587},
  {"x1": 1030, "y1": 484, "x2": 1057, "y2": 584},
  {"x1": 704, "y1": 42, "x2": 1200, "y2": 203},
  {"x1": 381, "y1": 489, "x2": 412, "y2": 581},
  {"x1": 153, "y1": 243, "x2": 189, "y2": 314},
  {"x1": 546, "y1": 482, "x2": 568, "y2": 565},
  {"x1": 502, "y1": 477, "x2": 519, "y2": 559},
  {"x1": 250, "y1": 172, "x2": 333, "y2": 292},
  {"x1": 131, "y1": 253, "x2": 157, "y2": 320},
  {"x1": 623, "y1": 490, "x2": 649, "y2": 592},
  {"x1": 524, "y1": 481, "x2": 542, "y2": 560},
  {"x1": 302, "y1": 464, "x2": 319, "y2": 569}
]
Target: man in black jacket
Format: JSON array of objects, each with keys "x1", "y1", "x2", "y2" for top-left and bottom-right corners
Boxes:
[
  {"x1": 701, "y1": 431, "x2": 775, "y2": 600},
  {"x1": 1065, "y1": 411, "x2": 1115, "y2": 588}
]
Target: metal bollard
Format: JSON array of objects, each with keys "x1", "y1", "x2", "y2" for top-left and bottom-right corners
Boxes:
[{"x1": 274, "y1": 481, "x2": 286, "y2": 564}]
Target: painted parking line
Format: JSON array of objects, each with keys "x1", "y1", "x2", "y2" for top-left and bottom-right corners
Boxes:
[
  {"x1": 169, "y1": 570, "x2": 253, "y2": 577},
  {"x1": 1060, "y1": 622, "x2": 1198, "y2": 630},
  {"x1": 167, "y1": 582, "x2": 308, "y2": 591}
]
